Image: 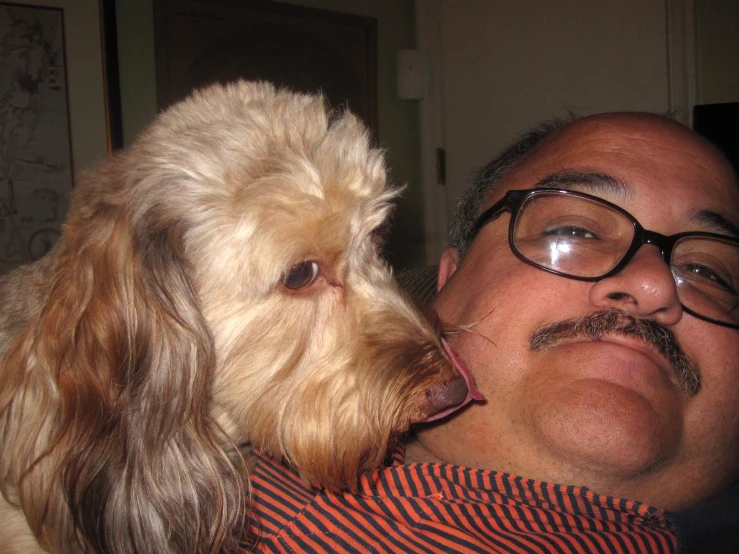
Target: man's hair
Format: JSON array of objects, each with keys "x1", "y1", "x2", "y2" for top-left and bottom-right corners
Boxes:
[{"x1": 448, "y1": 116, "x2": 574, "y2": 256}]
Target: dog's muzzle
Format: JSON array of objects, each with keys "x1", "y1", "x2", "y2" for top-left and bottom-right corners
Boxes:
[{"x1": 424, "y1": 338, "x2": 485, "y2": 422}]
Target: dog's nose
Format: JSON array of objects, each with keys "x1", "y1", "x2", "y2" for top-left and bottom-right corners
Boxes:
[
  {"x1": 423, "y1": 338, "x2": 485, "y2": 422},
  {"x1": 426, "y1": 377, "x2": 468, "y2": 411}
]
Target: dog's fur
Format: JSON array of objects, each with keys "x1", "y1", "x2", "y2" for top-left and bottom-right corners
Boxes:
[{"x1": 0, "y1": 81, "x2": 460, "y2": 553}]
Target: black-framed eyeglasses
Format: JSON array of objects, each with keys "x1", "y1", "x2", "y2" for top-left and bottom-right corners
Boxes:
[{"x1": 467, "y1": 188, "x2": 739, "y2": 329}]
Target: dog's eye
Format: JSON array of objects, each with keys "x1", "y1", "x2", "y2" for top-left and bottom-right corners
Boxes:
[{"x1": 282, "y1": 261, "x2": 319, "y2": 289}]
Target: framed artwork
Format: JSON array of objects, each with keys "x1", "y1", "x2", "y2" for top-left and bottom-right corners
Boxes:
[
  {"x1": 153, "y1": 0, "x2": 378, "y2": 137},
  {"x1": 0, "y1": 0, "x2": 120, "y2": 275}
]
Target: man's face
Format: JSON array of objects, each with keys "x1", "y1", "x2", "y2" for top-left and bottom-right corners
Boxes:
[{"x1": 414, "y1": 114, "x2": 739, "y2": 510}]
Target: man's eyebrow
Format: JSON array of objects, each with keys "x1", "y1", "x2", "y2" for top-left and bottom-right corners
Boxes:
[
  {"x1": 534, "y1": 172, "x2": 631, "y2": 198},
  {"x1": 692, "y1": 209, "x2": 739, "y2": 238},
  {"x1": 535, "y1": 172, "x2": 739, "y2": 238}
]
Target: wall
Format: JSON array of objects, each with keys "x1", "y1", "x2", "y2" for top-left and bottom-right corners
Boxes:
[
  {"x1": 116, "y1": 0, "x2": 425, "y2": 269},
  {"x1": 437, "y1": 0, "x2": 671, "y2": 217},
  {"x1": 696, "y1": 0, "x2": 739, "y2": 104},
  {"x1": 115, "y1": 0, "x2": 158, "y2": 148}
]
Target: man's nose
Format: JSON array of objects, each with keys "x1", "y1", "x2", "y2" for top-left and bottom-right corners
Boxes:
[{"x1": 588, "y1": 245, "x2": 683, "y2": 326}]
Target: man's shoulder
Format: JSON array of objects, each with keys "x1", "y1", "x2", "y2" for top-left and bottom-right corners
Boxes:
[{"x1": 246, "y1": 451, "x2": 676, "y2": 554}]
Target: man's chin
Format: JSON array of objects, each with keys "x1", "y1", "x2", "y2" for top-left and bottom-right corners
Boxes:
[{"x1": 529, "y1": 378, "x2": 683, "y2": 479}]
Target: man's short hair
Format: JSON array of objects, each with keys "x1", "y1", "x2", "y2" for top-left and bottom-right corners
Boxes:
[{"x1": 448, "y1": 117, "x2": 573, "y2": 257}]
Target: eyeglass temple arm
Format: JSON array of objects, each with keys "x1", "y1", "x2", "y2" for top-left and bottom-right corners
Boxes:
[{"x1": 466, "y1": 196, "x2": 513, "y2": 243}]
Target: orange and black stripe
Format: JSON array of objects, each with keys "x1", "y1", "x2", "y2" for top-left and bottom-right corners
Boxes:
[{"x1": 244, "y1": 447, "x2": 676, "y2": 553}]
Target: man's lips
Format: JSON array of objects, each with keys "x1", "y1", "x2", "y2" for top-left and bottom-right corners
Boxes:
[
  {"x1": 424, "y1": 338, "x2": 485, "y2": 422},
  {"x1": 530, "y1": 309, "x2": 701, "y2": 395},
  {"x1": 561, "y1": 334, "x2": 671, "y2": 372},
  {"x1": 548, "y1": 335, "x2": 682, "y2": 390}
]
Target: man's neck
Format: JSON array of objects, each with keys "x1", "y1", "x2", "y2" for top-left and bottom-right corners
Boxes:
[{"x1": 404, "y1": 435, "x2": 447, "y2": 464}]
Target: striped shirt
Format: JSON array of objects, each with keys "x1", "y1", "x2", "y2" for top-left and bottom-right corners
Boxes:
[{"x1": 245, "y1": 446, "x2": 676, "y2": 553}]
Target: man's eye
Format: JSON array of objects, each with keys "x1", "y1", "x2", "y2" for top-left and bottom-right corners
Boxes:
[
  {"x1": 542, "y1": 226, "x2": 597, "y2": 239},
  {"x1": 282, "y1": 261, "x2": 319, "y2": 289},
  {"x1": 682, "y1": 263, "x2": 735, "y2": 293}
]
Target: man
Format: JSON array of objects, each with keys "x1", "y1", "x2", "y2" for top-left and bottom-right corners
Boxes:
[{"x1": 247, "y1": 113, "x2": 739, "y2": 553}]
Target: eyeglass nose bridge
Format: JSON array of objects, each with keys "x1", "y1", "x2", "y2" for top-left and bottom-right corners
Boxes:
[{"x1": 617, "y1": 227, "x2": 679, "y2": 276}]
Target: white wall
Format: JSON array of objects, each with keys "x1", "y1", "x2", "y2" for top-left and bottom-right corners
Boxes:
[
  {"x1": 115, "y1": 0, "x2": 158, "y2": 149},
  {"x1": 436, "y1": 0, "x2": 672, "y2": 224}
]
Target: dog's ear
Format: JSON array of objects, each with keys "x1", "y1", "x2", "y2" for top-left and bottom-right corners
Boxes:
[{"x1": 0, "y1": 169, "x2": 247, "y2": 553}]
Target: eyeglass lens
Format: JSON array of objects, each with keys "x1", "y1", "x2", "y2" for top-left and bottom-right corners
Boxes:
[{"x1": 511, "y1": 192, "x2": 739, "y2": 326}]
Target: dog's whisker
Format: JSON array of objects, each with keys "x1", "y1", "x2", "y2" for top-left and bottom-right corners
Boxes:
[
  {"x1": 442, "y1": 324, "x2": 498, "y2": 348},
  {"x1": 440, "y1": 306, "x2": 498, "y2": 348}
]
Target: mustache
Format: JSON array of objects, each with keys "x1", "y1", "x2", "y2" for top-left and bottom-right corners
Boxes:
[{"x1": 530, "y1": 308, "x2": 700, "y2": 395}]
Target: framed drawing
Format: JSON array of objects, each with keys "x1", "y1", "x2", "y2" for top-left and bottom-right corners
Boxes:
[
  {"x1": 0, "y1": 0, "x2": 120, "y2": 275},
  {"x1": 153, "y1": 0, "x2": 378, "y2": 138}
]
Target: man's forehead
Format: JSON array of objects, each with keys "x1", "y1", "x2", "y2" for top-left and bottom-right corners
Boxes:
[
  {"x1": 530, "y1": 113, "x2": 725, "y2": 166},
  {"x1": 493, "y1": 113, "x2": 739, "y2": 210}
]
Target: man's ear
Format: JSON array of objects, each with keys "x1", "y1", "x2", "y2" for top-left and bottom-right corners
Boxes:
[{"x1": 437, "y1": 247, "x2": 459, "y2": 292}]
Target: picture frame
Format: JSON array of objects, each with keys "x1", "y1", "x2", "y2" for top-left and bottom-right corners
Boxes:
[{"x1": 0, "y1": 0, "x2": 121, "y2": 274}]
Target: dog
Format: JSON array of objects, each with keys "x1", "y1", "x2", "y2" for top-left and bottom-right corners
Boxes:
[{"x1": 0, "y1": 81, "x2": 478, "y2": 553}]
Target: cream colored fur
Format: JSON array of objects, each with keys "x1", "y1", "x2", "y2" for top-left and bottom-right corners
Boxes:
[{"x1": 0, "y1": 81, "x2": 457, "y2": 553}]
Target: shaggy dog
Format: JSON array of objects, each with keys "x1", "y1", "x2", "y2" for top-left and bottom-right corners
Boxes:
[{"x1": 0, "y1": 81, "x2": 477, "y2": 553}]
